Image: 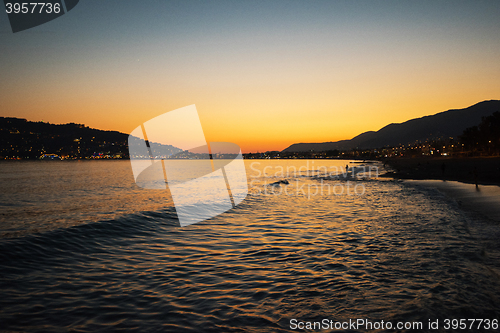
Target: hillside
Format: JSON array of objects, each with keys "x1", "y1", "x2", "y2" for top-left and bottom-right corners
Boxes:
[
  {"x1": 283, "y1": 100, "x2": 500, "y2": 152},
  {"x1": 0, "y1": 117, "x2": 131, "y2": 159},
  {"x1": 0, "y1": 118, "x2": 180, "y2": 159}
]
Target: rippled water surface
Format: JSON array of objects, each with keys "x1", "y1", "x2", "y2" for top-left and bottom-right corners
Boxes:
[{"x1": 1, "y1": 160, "x2": 500, "y2": 332}]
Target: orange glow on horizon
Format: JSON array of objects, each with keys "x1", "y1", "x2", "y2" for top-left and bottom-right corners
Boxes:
[{"x1": 1, "y1": 1, "x2": 499, "y2": 153}]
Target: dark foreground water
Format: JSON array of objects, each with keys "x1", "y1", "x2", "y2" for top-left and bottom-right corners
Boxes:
[{"x1": 1, "y1": 160, "x2": 500, "y2": 332}]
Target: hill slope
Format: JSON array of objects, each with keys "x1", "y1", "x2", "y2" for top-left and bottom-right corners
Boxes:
[
  {"x1": 0, "y1": 117, "x2": 182, "y2": 159},
  {"x1": 283, "y1": 100, "x2": 500, "y2": 152}
]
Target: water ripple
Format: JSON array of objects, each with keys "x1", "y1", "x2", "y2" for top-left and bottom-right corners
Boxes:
[{"x1": 1, "y1": 162, "x2": 500, "y2": 332}]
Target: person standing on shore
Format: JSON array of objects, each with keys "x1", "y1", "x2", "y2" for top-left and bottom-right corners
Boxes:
[{"x1": 473, "y1": 167, "x2": 479, "y2": 190}]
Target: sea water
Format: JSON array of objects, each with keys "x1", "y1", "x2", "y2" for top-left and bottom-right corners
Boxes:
[{"x1": 1, "y1": 160, "x2": 500, "y2": 332}]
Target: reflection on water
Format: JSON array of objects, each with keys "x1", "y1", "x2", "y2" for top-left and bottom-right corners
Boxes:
[
  {"x1": 0, "y1": 161, "x2": 175, "y2": 237},
  {"x1": 1, "y1": 160, "x2": 500, "y2": 332}
]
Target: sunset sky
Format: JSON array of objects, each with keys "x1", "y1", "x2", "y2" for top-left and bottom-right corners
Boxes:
[{"x1": 1, "y1": 0, "x2": 499, "y2": 152}]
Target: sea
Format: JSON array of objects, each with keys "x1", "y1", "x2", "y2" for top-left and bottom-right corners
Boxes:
[{"x1": 1, "y1": 159, "x2": 500, "y2": 332}]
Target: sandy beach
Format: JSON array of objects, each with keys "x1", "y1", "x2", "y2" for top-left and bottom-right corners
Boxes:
[
  {"x1": 406, "y1": 179, "x2": 500, "y2": 223},
  {"x1": 379, "y1": 157, "x2": 500, "y2": 223}
]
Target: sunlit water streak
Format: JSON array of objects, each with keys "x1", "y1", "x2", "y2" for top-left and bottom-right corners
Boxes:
[{"x1": 1, "y1": 160, "x2": 500, "y2": 332}]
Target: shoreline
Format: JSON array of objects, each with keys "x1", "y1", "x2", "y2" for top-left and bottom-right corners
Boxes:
[
  {"x1": 378, "y1": 157, "x2": 500, "y2": 223},
  {"x1": 404, "y1": 179, "x2": 500, "y2": 223}
]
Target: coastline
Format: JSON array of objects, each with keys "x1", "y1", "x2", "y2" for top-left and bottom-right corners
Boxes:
[
  {"x1": 405, "y1": 179, "x2": 500, "y2": 223},
  {"x1": 379, "y1": 157, "x2": 500, "y2": 223}
]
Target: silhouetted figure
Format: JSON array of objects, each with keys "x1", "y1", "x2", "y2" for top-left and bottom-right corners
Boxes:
[
  {"x1": 345, "y1": 164, "x2": 349, "y2": 173},
  {"x1": 441, "y1": 163, "x2": 446, "y2": 178},
  {"x1": 473, "y1": 167, "x2": 479, "y2": 190}
]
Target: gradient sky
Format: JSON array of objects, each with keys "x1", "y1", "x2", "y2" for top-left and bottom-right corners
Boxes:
[{"x1": 1, "y1": 0, "x2": 499, "y2": 152}]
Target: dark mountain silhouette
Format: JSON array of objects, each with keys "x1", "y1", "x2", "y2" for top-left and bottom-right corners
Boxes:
[
  {"x1": 283, "y1": 100, "x2": 500, "y2": 152},
  {"x1": 0, "y1": 117, "x2": 182, "y2": 159}
]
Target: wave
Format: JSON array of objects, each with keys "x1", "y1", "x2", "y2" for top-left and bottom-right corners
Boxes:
[{"x1": 0, "y1": 207, "x2": 180, "y2": 266}]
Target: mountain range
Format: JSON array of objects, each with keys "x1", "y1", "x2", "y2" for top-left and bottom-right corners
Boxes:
[
  {"x1": 3, "y1": 99, "x2": 499, "y2": 158},
  {"x1": 282, "y1": 100, "x2": 500, "y2": 152}
]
